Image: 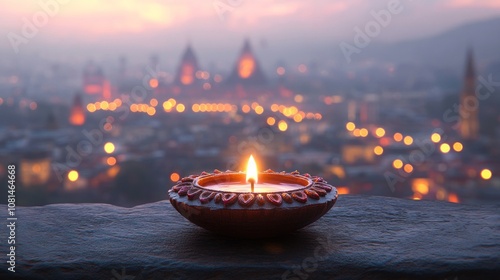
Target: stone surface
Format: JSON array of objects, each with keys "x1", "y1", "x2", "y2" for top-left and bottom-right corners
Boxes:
[{"x1": 1, "y1": 195, "x2": 499, "y2": 280}]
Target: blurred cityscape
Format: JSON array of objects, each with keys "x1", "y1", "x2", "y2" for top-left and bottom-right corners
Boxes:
[{"x1": 1, "y1": 2, "x2": 500, "y2": 207}]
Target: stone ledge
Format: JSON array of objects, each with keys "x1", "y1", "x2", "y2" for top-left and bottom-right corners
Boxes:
[{"x1": 1, "y1": 195, "x2": 499, "y2": 280}]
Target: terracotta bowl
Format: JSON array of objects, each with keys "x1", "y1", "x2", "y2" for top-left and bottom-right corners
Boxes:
[{"x1": 168, "y1": 170, "x2": 338, "y2": 238}]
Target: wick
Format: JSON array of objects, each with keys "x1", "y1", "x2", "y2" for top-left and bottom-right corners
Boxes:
[{"x1": 248, "y1": 178, "x2": 255, "y2": 192}]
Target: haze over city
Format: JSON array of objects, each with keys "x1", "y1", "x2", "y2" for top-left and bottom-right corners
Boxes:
[{"x1": 2, "y1": 0, "x2": 500, "y2": 69}]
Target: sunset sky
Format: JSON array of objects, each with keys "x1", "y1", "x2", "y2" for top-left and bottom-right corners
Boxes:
[{"x1": 2, "y1": 0, "x2": 500, "y2": 67}]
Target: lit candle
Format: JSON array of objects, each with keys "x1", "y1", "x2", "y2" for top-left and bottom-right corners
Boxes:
[
  {"x1": 168, "y1": 154, "x2": 338, "y2": 238},
  {"x1": 200, "y1": 155, "x2": 306, "y2": 193}
]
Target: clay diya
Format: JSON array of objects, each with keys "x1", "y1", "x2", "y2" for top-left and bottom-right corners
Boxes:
[{"x1": 168, "y1": 155, "x2": 338, "y2": 238}]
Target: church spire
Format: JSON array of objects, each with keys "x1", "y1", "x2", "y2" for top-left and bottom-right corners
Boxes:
[
  {"x1": 226, "y1": 39, "x2": 267, "y2": 86},
  {"x1": 459, "y1": 48, "x2": 479, "y2": 140},
  {"x1": 174, "y1": 44, "x2": 200, "y2": 86}
]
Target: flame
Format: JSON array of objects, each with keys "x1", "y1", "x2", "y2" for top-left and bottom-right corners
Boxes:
[{"x1": 246, "y1": 155, "x2": 258, "y2": 184}]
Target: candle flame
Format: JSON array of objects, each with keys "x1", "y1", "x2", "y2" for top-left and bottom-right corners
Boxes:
[{"x1": 246, "y1": 155, "x2": 258, "y2": 184}]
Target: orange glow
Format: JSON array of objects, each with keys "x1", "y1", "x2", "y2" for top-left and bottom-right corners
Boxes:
[
  {"x1": 359, "y1": 128, "x2": 368, "y2": 137},
  {"x1": 480, "y1": 169, "x2": 492, "y2": 180},
  {"x1": 336, "y1": 187, "x2": 350, "y2": 195},
  {"x1": 246, "y1": 155, "x2": 258, "y2": 184},
  {"x1": 149, "y1": 78, "x2": 158, "y2": 88},
  {"x1": 412, "y1": 179, "x2": 429, "y2": 194},
  {"x1": 147, "y1": 107, "x2": 156, "y2": 116},
  {"x1": 267, "y1": 117, "x2": 276, "y2": 126},
  {"x1": 106, "y1": 157, "x2": 117, "y2": 166},
  {"x1": 203, "y1": 82, "x2": 211, "y2": 90},
  {"x1": 440, "y1": 143, "x2": 451, "y2": 153},
  {"x1": 150, "y1": 98, "x2": 158, "y2": 107},
  {"x1": 346, "y1": 122, "x2": 355, "y2": 131},
  {"x1": 271, "y1": 104, "x2": 279, "y2": 112},
  {"x1": 293, "y1": 114, "x2": 303, "y2": 123},
  {"x1": 374, "y1": 146, "x2": 383, "y2": 155},
  {"x1": 239, "y1": 55, "x2": 255, "y2": 79},
  {"x1": 242, "y1": 104, "x2": 251, "y2": 113},
  {"x1": 104, "y1": 142, "x2": 115, "y2": 154},
  {"x1": 29, "y1": 102, "x2": 37, "y2": 110},
  {"x1": 375, "y1": 128, "x2": 385, "y2": 138},
  {"x1": 404, "y1": 164, "x2": 414, "y2": 173},
  {"x1": 163, "y1": 101, "x2": 172, "y2": 111},
  {"x1": 393, "y1": 133, "x2": 403, "y2": 142},
  {"x1": 176, "y1": 104, "x2": 185, "y2": 113},
  {"x1": 276, "y1": 67, "x2": 285, "y2": 75},
  {"x1": 69, "y1": 107, "x2": 85, "y2": 126},
  {"x1": 278, "y1": 121, "x2": 288, "y2": 132},
  {"x1": 170, "y1": 172, "x2": 180, "y2": 182},
  {"x1": 447, "y1": 193, "x2": 460, "y2": 203},
  {"x1": 255, "y1": 105, "x2": 264, "y2": 115},
  {"x1": 453, "y1": 142, "x2": 463, "y2": 152},
  {"x1": 87, "y1": 103, "x2": 96, "y2": 112},
  {"x1": 100, "y1": 101, "x2": 109, "y2": 110},
  {"x1": 403, "y1": 136, "x2": 413, "y2": 145},
  {"x1": 352, "y1": 128, "x2": 361, "y2": 137},
  {"x1": 294, "y1": 94, "x2": 303, "y2": 103},
  {"x1": 431, "y1": 133, "x2": 441, "y2": 143},
  {"x1": 130, "y1": 104, "x2": 138, "y2": 112},
  {"x1": 180, "y1": 64, "x2": 194, "y2": 85},
  {"x1": 192, "y1": 104, "x2": 200, "y2": 112},
  {"x1": 68, "y1": 170, "x2": 79, "y2": 182},
  {"x1": 108, "y1": 102, "x2": 117, "y2": 111},
  {"x1": 393, "y1": 159, "x2": 403, "y2": 169}
]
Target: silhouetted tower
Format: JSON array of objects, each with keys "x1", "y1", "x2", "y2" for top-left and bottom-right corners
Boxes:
[
  {"x1": 174, "y1": 44, "x2": 200, "y2": 86},
  {"x1": 459, "y1": 49, "x2": 479, "y2": 140},
  {"x1": 69, "y1": 93, "x2": 85, "y2": 126},
  {"x1": 226, "y1": 39, "x2": 267, "y2": 86}
]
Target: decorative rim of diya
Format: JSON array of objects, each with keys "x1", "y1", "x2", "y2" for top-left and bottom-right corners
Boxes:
[{"x1": 168, "y1": 169, "x2": 337, "y2": 208}]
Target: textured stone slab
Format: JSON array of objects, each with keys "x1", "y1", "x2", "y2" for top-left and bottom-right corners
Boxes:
[{"x1": 1, "y1": 196, "x2": 499, "y2": 279}]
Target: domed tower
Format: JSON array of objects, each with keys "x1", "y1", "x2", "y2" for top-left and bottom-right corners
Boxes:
[
  {"x1": 69, "y1": 93, "x2": 85, "y2": 126},
  {"x1": 226, "y1": 39, "x2": 267, "y2": 86},
  {"x1": 174, "y1": 44, "x2": 200, "y2": 86}
]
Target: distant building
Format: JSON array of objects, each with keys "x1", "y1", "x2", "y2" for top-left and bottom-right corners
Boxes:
[
  {"x1": 69, "y1": 94, "x2": 85, "y2": 126},
  {"x1": 174, "y1": 44, "x2": 200, "y2": 86},
  {"x1": 226, "y1": 39, "x2": 267, "y2": 86},
  {"x1": 459, "y1": 49, "x2": 479, "y2": 140}
]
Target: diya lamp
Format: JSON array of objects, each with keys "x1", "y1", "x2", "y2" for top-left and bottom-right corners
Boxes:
[{"x1": 168, "y1": 155, "x2": 338, "y2": 238}]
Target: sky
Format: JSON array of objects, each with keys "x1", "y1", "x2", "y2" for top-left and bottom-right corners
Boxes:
[{"x1": 2, "y1": 0, "x2": 500, "y2": 68}]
